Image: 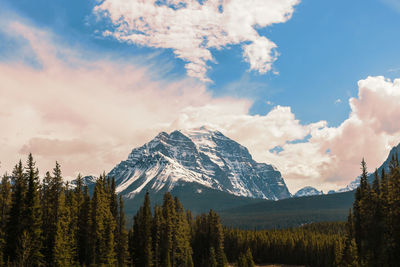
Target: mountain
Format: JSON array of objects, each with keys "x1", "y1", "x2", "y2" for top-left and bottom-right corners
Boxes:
[
  {"x1": 106, "y1": 127, "x2": 290, "y2": 208},
  {"x1": 294, "y1": 186, "x2": 323, "y2": 198},
  {"x1": 336, "y1": 142, "x2": 400, "y2": 193}
]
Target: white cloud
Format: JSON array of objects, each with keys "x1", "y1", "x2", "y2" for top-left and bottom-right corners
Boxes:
[
  {"x1": 335, "y1": 98, "x2": 342, "y2": 104},
  {"x1": 93, "y1": 0, "x2": 300, "y2": 82},
  {"x1": 1, "y1": 18, "x2": 400, "y2": 194}
]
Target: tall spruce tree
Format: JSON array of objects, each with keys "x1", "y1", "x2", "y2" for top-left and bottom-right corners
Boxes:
[
  {"x1": 132, "y1": 192, "x2": 153, "y2": 267},
  {"x1": 90, "y1": 174, "x2": 116, "y2": 265},
  {"x1": 152, "y1": 205, "x2": 163, "y2": 267},
  {"x1": 116, "y1": 195, "x2": 128, "y2": 267},
  {"x1": 0, "y1": 174, "x2": 11, "y2": 265},
  {"x1": 173, "y1": 197, "x2": 193, "y2": 267},
  {"x1": 387, "y1": 152, "x2": 400, "y2": 264},
  {"x1": 22, "y1": 154, "x2": 43, "y2": 265},
  {"x1": 54, "y1": 189, "x2": 76, "y2": 266},
  {"x1": 340, "y1": 209, "x2": 358, "y2": 267},
  {"x1": 5, "y1": 161, "x2": 26, "y2": 263}
]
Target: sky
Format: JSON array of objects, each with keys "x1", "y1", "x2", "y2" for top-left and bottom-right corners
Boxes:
[{"x1": 0, "y1": 0, "x2": 400, "y2": 193}]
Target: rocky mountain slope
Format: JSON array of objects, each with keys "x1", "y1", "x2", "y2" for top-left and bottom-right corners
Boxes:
[
  {"x1": 294, "y1": 186, "x2": 323, "y2": 197},
  {"x1": 108, "y1": 127, "x2": 291, "y2": 201}
]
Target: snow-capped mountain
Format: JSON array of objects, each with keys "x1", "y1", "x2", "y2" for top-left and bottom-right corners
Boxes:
[
  {"x1": 293, "y1": 186, "x2": 323, "y2": 198},
  {"x1": 336, "y1": 142, "x2": 400, "y2": 193},
  {"x1": 108, "y1": 127, "x2": 291, "y2": 200}
]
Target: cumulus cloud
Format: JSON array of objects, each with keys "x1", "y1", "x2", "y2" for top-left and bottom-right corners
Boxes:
[
  {"x1": 93, "y1": 0, "x2": 300, "y2": 81},
  {"x1": 1, "y1": 18, "x2": 400, "y2": 193}
]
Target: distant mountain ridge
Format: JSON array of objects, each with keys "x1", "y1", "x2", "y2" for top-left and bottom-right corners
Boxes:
[
  {"x1": 106, "y1": 127, "x2": 291, "y2": 202},
  {"x1": 294, "y1": 186, "x2": 323, "y2": 197}
]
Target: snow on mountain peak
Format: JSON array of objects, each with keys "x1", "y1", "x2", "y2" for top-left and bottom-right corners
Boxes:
[
  {"x1": 294, "y1": 186, "x2": 323, "y2": 198},
  {"x1": 108, "y1": 128, "x2": 291, "y2": 200}
]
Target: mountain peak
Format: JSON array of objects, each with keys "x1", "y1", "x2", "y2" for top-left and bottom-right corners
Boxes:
[
  {"x1": 108, "y1": 129, "x2": 291, "y2": 200},
  {"x1": 294, "y1": 186, "x2": 323, "y2": 197}
]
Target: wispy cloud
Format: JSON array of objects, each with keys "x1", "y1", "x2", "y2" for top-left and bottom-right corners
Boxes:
[
  {"x1": 381, "y1": 0, "x2": 400, "y2": 13},
  {"x1": 93, "y1": 0, "x2": 300, "y2": 82},
  {"x1": 1, "y1": 16, "x2": 400, "y2": 193}
]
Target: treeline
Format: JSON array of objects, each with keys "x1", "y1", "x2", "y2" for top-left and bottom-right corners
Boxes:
[
  {"x1": 130, "y1": 192, "x2": 228, "y2": 267},
  {"x1": 341, "y1": 155, "x2": 400, "y2": 266},
  {"x1": 3, "y1": 153, "x2": 399, "y2": 266},
  {"x1": 0, "y1": 154, "x2": 129, "y2": 266},
  {"x1": 224, "y1": 223, "x2": 344, "y2": 267},
  {"x1": 0, "y1": 154, "x2": 230, "y2": 266}
]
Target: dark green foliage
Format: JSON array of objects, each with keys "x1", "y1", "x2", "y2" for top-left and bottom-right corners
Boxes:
[
  {"x1": 0, "y1": 174, "x2": 11, "y2": 265},
  {"x1": 90, "y1": 174, "x2": 116, "y2": 265},
  {"x1": 348, "y1": 157, "x2": 400, "y2": 266},
  {"x1": 4, "y1": 153, "x2": 400, "y2": 267},
  {"x1": 236, "y1": 248, "x2": 254, "y2": 267},
  {"x1": 224, "y1": 222, "x2": 343, "y2": 267},
  {"x1": 219, "y1": 190, "x2": 355, "y2": 229},
  {"x1": 5, "y1": 161, "x2": 26, "y2": 263},
  {"x1": 1, "y1": 156, "x2": 128, "y2": 266},
  {"x1": 116, "y1": 195, "x2": 129, "y2": 267},
  {"x1": 22, "y1": 154, "x2": 43, "y2": 265}
]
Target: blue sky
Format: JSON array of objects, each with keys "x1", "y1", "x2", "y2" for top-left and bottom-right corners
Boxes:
[
  {"x1": 3, "y1": 0, "x2": 400, "y2": 126},
  {"x1": 1, "y1": 0, "x2": 400, "y2": 191}
]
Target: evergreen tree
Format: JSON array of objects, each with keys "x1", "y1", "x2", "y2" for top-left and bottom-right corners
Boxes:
[
  {"x1": 41, "y1": 171, "x2": 53, "y2": 264},
  {"x1": 353, "y1": 158, "x2": 372, "y2": 264},
  {"x1": 209, "y1": 247, "x2": 218, "y2": 267},
  {"x1": 5, "y1": 161, "x2": 26, "y2": 263},
  {"x1": 73, "y1": 174, "x2": 87, "y2": 265},
  {"x1": 132, "y1": 192, "x2": 153, "y2": 267},
  {"x1": 236, "y1": 248, "x2": 255, "y2": 267},
  {"x1": 173, "y1": 197, "x2": 193, "y2": 267},
  {"x1": 116, "y1": 195, "x2": 128, "y2": 267},
  {"x1": 22, "y1": 154, "x2": 43, "y2": 265},
  {"x1": 152, "y1": 205, "x2": 163, "y2": 267},
  {"x1": 54, "y1": 189, "x2": 75, "y2": 266},
  {"x1": 90, "y1": 174, "x2": 116, "y2": 265},
  {"x1": 340, "y1": 210, "x2": 358, "y2": 267},
  {"x1": 387, "y1": 152, "x2": 400, "y2": 264},
  {"x1": 0, "y1": 174, "x2": 11, "y2": 265}
]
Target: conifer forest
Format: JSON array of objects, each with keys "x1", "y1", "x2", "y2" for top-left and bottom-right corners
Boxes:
[{"x1": 0, "y1": 153, "x2": 399, "y2": 266}]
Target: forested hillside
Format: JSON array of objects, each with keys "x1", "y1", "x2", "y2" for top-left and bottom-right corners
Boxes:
[
  {"x1": 341, "y1": 155, "x2": 400, "y2": 266},
  {"x1": 1, "y1": 154, "x2": 400, "y2": 266}
]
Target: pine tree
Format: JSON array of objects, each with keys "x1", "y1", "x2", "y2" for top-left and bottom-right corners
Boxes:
[
  {"x1": 209, "y1": 247, "x2": 218, "y2": 267},
  {"x1": 208, "y1": 210, "x2": 227, "y2": 267},
  {"x1": 387, "y1": 152, "x2": 400, "y2": 264},
  {"x1": 5, "y1": 161, "x2": 26, "y2": 263},
  {"x1": 0, "y1": 174, "x2": 11, "y2": 265},
  {"x1": 116, "y1": 195, "x2": 129, "y2": 267},
  {"x1": 41, "y1": 171, "x2": 53, "y2": 264},
  {"x1": 22, "y1": 154, "x2": 43, "y2": 265},
  {"x1": 90, "y1": 174, "x2": 116, "y2": 265},
  {"x1": 152, "y1": 205, "x2": 163, "y2": 267},
  {"x1": 74, "y1": 174, "x2": 87, "y2": 265},
  {"x1": 161, "y1": 192, "x2": 175, "y2": 267},
  {"x1": 353, "y1": 158, "x2": 372, "y2": 264},
  {"x1": 173, "y1": 197, "x2": 193, "y2": 267},
  {"x1": 133, "y1": 192, "x2": 153, "y2": 267},
  {"x1": 54, "y1": 189, "x2": 75, "y2": 265},
  {"x1": 340, "y1": 210, "x2": 358, "y2": 267},
  {"x1": 236, "y1": 248, "x2": 255, "y2": 267}
]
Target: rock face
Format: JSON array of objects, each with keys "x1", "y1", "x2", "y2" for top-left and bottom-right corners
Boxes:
[
  {"x1": 108, "y1": 127, "x2": 291, "y2": 200},
  {"x1": 293, "y1": 186, "x2": 323, "y2": 198}
]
